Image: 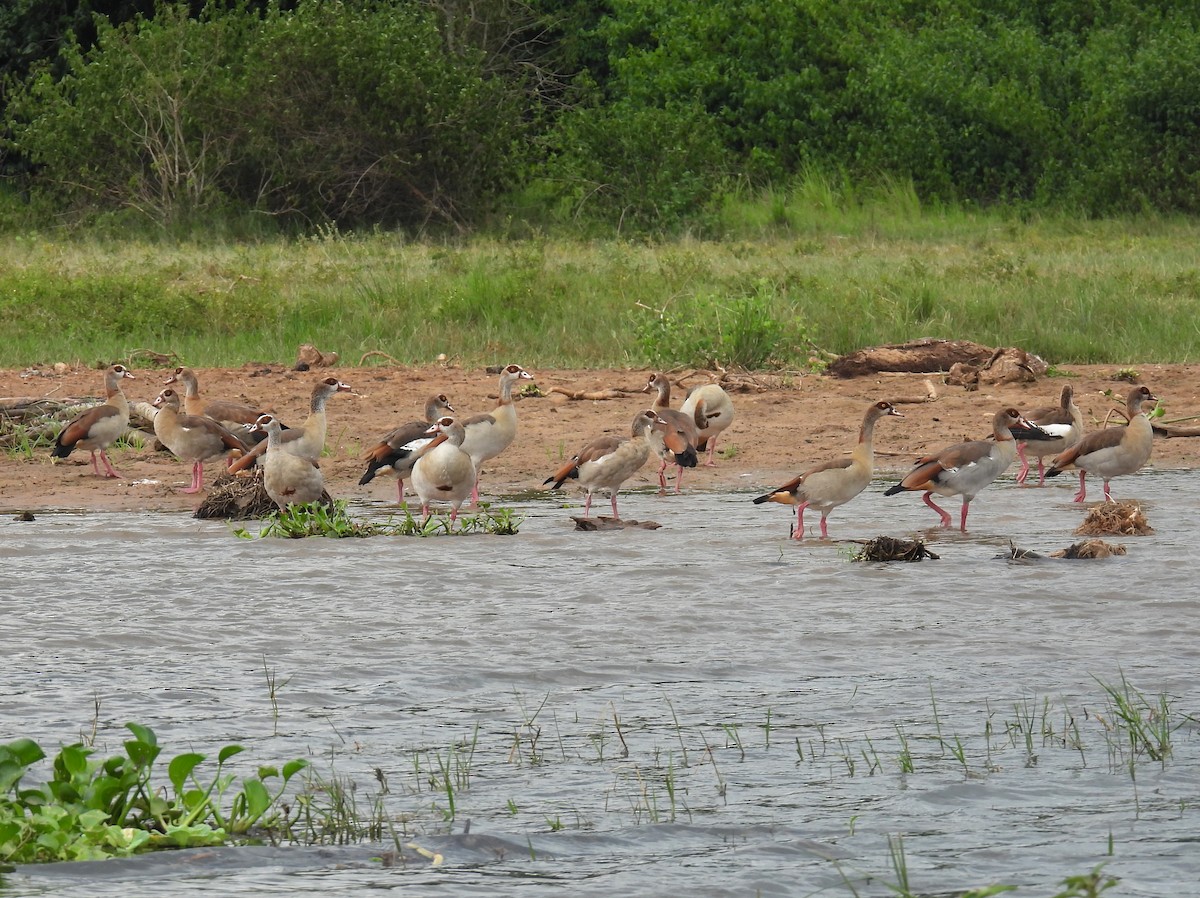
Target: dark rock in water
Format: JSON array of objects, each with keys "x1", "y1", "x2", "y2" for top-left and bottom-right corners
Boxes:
[
  {"x1": 852, "y1": 535, "x2": 939, "y2": 562},
  {"x1": 194, "y1": 470, "x2": 333, "y2": 520},
  {"x1": 13, "y1": 510, "x2": 34, "y2": 522},
  {"x1": 571, "y1": 516, "x2": 661, "y2": 531}
]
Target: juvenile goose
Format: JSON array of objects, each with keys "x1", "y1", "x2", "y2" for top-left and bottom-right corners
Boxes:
[
  {"x1": 1016, "y1": 384, "x2": 1084, "y2": 486},
  {"x1": 460, "y1": 364, "x2": 533, "y2": 504},
  {"x1": 680, "y1": 382, "x2": 735, "y2": 466},
  {"x1": 1045, "y1": 385, "x2": 1156, "y2": 502},
  {"x1": 642, "y1": 372, "x2": 700, "y2": 492},
  {"x1": 252, "y1": 414, "x2": 325, "y2": 510},
  {"x1": 754, "y1": 400, "x2": 902, "y2": 540},
  {"x1": 152, "y1": 388, "x2": 250, "y2": 494},
  {"x1": 227, "y1": 376, "x2": 353, "y2": 472},
  {"x1": 543, "y1": 409, "x2": 665, "y2": 519},
  {"x1": 884, "y1": 407, "x2": 1053, "y2": 531},
  {"x1": 51, "y1": 364, "x2": 136, "y2": 478},
  {"x1": 359, "y1": 393, "x2": 455, "y2": 503},
  {"x1": 412, "y1": 416, "x2": 476, "y2": 522},
  {"x1": 164, "y1": 366, "x2": 274, "y2": 431}
]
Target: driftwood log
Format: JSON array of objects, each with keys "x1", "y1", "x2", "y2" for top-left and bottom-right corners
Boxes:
[{"x1": 828, "y1": 339, "x2": 996, "y2": 378}]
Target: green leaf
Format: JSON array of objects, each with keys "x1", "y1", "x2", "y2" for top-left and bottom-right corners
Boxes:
[
  {"x1": 241, "y1": 779, "x2": 271, "y2": 821},
  {"x1": 1, "y1": 738, "x2": 46, "y2": 767},
  {"x1": 124, "y1": 722, "x2": 157, "y2": 748},
  {"x1": 281, "y1": 759, "x2": 308, "y2": 782},
  {"x1": 217, "y1": 745, "x2": 245, "y2": 764},
  {"x1": 168, "y1": 753, "x2": 206, "y2": 794}
]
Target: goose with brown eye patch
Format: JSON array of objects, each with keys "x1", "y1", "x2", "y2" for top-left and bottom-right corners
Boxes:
[
  {"x1": 543, "y1": 409, "x2": 665, "y2": 520},
  {"x1": 253, "y1": 413, "x2": 325, "y2": 510},
  {"x1": 1015, "y1": 384, "x2": 1085, "y2": 486},
  {"x1": 152, "y1": 388, "x2": 251, "y2": 494},
  {"x1": 412, "y1": 416, "x2": 476, "y2": 522},
  {"x1": 228, "y1": 376, "x2": 354, "y2": 473},
  {"x1": 359, "y1": 393, "x2": 455, "y2": 504},
  {"x1": 642, "y1": 372, "x2": 700, "y2": 493},
  {"x1": 885, "y1": 406, "x2": 1056, "y2": 532},
  {"x1": 51, "y1": 364, "x2": 136, "y2": 479},
  {"x1": 754, "y1": 400, "x2": 902, "y2": 540},
  {"x1": 1046, "y1": 385, "x2": 1157, "y2": 503},
  {"x1": 459, "y1": 364, "x2": 533, "y2": 505}
]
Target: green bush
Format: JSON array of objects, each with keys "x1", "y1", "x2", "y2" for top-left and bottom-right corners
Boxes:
[{"x1": 4, "y1": 1, "x2": 526, "y2": 230}]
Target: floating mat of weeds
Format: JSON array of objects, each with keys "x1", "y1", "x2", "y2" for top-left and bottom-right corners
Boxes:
[
  {"x1": 1050, "y1": 539, "x2": 1127, "y2": 559},
  {"x1": 194, "y1": 469, "x2": 332, "y2": 520},
  {"x1": 1076, "y1": 500, "x2": 1153, "y2": 536},
  {"x1": 571, "y1": 516, "x2": 661, "y2": 531},
  {"x1": 851, "y1": 535, "x2": 939, "y2": 562}
]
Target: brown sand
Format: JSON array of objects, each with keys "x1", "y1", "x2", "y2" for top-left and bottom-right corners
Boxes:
[{"x1": 1, "y1": 362, "x2": 1195, "y2": 514}]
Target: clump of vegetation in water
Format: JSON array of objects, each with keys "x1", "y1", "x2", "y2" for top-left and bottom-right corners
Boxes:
[
  {"x1": 0, "y1": 723, "x2": 308, "y2": 864},
  {"x1": 232, "y1": 500, "x2": 522, "y2": 539}
]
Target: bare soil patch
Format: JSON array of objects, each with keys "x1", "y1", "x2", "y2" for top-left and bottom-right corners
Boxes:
[{"x1": 2, "y1": 362, "x2": 1197, "y2": 514}]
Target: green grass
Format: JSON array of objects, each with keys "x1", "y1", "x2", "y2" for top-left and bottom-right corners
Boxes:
[{"x1": 3, "y1": 186, "x2": 1200, "y2": 368}]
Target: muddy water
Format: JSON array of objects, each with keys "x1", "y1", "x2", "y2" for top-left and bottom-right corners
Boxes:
[{"x1": 3, "y1": 470, "x2": 1199, "y2": 896}]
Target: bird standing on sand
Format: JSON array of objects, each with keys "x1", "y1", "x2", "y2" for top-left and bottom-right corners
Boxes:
[
  {"x1": 643, "y1": 372, "x2": 701, "y2": 492},
  {"x1": 152, "y1": 388, "x2": 250, "y2": 494},
  {"x1": 227, "y1": 376, "x2": 353, "y2": 471},
  {"x1": 680, "y1": 382, "x2": 735, "y2": 466},
  {"x1": 884, "y1": 407, "x2": 1054, "y2": 531},
  {"x1": 543, "y1": 409, "x2": 665, "y2": 519},
  {"x1": 460, "y1": 365, "x2": 533, "y2": 505},
  {"x1": 51, "y1": 364, "x2": 136, "y2": 478},
  {"x1": 754, "y1": 400, "x2": 902, "y2": 539},
  {"x1": 1045, "y1": 385, "x2": 1156, "y2": 502}
]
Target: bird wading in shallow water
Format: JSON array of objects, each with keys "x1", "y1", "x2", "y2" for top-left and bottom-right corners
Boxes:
[
  {"x1": 754, "y1": 400, "x2": 902, "y2": 540},
  {"x1": 884, "y1": 407, "x2": 1055, "y2": 531},
  {"x1": 1015, "y1": 384, "x2": 1084, "y2": 486},
  {"x1": 1045, "y1": 385, "x2": 1157, "y2": 502},
  {"x1": 543, "y1": 409, "x2": 665, "y2": 520}
]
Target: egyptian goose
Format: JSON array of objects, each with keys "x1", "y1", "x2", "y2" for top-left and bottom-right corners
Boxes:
[
  {"x1": 359, "y1": 393, "x2": 455, "y2": 502},
  {"x1": 679, "y1": 382, "x2": 735, "y2": 466},
  {"x1": 884, "y1": 407, "x2": 1053, "y2": 531},
  {"x1": 412, "y1": 416, "x2": 476, "y2": 521},
  {"x1": 50, "y1": 364, "x2": 135, "y2": 478},
  {"x1": 227, "y1": 376, "x2": 353, "y2": 472},
  {"x1": 753, "y1": 400, "x2": 902, "y2": 539},
  {"x1": 460, "y1": 364, "x2": 533, "y2": 504},
  {"x1": 152, "y1": 388, "x2": 250, "y2": 493},
  {"x1": 164, "y1": 367, "x2": 274, "y2": 431},
  {"x1": 1045, "y1": 385, "x2": 1156, "y2": 502},
  {"x1": 1015, "y1": 384, "x2": 1084, "y2": 486},
  {"x1": 252, "y1": 414, "x2": 325, "y2": 510},
  {"x1": 543, "y1": 409, "x2": 665, "y2": 519},
  {"x1": 642, "y1": 372, "x2": 701, "y2": 492}
]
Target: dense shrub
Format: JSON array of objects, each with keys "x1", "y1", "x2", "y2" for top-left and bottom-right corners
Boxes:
[{"x1": 3, "y1": 1, "x2": 526, "y2": 230}]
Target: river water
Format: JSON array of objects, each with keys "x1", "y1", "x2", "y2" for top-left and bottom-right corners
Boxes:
[{"x1": 2, "y1": 470, "x2": 1198, "y2": 896}]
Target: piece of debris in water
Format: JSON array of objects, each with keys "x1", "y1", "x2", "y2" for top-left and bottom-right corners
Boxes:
[
  {"x1": 571, "y1": 516, "x2": 661, "y2": 531},
  {"x1": 1003, "y1": 540, "x2": 1042, "y2": 560},
  {"x1": 1050, "y1": 539, "x2": 1127, "y2": 559},
  {"x1": 852, "y1": 536, "x2": 939, "y2": 562},
  {"x1": 1076, "y1": 500, "x2": 1153, "y2": 536}
]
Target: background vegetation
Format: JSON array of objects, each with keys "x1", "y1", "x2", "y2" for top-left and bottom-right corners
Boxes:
[
  {"x1": 1, "y1": 1, "x2": 1199, "y2": 370},
  {"x1": 3, "y1": 0, "x2": 1200, "y2": 234}
]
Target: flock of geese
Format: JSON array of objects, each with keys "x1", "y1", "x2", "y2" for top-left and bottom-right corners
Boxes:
[{"x1": 49, "y1": 363, "x2": 1158, "y2": 534}]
